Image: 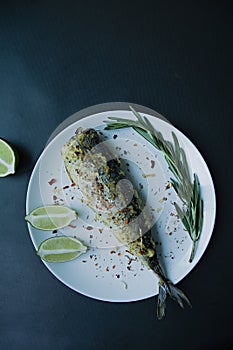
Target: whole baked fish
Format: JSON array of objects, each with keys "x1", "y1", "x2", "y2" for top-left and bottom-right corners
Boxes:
[{"x1": 61, "y1": 128, "x2": 191, "y2": 319}]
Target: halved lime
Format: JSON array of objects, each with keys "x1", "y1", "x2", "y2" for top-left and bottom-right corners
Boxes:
[
  {"x1": 25, "y1": 205, "x2": 78, "y2": 230},
  {"x1": 37, "y1": 236, "x2": 87, "y2": 262},
  {"x1": 0, "y1": 139, "x2": 16, "y2": 177}
]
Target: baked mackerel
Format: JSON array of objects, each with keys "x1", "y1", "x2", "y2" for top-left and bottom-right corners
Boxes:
[{"x1": 61, "y1": 128, "x2": 191, "y2": 319}]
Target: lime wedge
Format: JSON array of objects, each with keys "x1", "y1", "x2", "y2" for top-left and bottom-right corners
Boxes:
[
  {"x1": 25, "y1": 205, "x2": 78, "y2": 230},
  {"x1": 37, "y1": 236, "x2": 87, "y2": 262},
  {"x1": 0, "y1": 139, "x2": 16, "y2": 177}
]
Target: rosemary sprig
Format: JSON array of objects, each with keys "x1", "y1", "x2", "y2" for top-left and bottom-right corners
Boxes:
[{"x1": 104, "y1": 106, "x2": 204, "y2": 262}]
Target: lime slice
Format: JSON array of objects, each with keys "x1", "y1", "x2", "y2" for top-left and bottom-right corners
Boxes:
[
  {"x1": 25, "y1": 205, "x2": 78, "y2": 230},
  {"x1": 37, "y1": 236, "x2": 87, "y2": 262},
  {"x1": 0, "y1": 139, "x2": 16, "y2": 177}
]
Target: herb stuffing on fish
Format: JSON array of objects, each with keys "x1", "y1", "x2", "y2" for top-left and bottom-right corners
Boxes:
[{"x1": 61, "y1": 128, "x2": 191, "y2": 319}]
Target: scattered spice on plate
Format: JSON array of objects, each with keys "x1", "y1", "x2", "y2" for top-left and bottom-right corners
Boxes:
[
  {"x1": 48, "y1": 178, "x2": 56, "y2": 185},
  {"x1": 165, "y1": 182, "x2": 172, "y2": 190},
  {"x1": 128, "y1": 258, "x2": 135, "y2": 265},
  {"x1": 68, "y1": 224, "x2": 76, "y2": 228},
  {"x1": 125, "y1": 249, "x2": 133, "y2": 255},
  {"x1": 142, "y1": 173, "x2": 155, "y2": 178},
  {"x1": 150, "y1": 160, "x2": 155, "y2": 169}
]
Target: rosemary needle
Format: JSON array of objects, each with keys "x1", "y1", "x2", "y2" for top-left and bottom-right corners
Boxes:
[{"x1": 104, "y1": 106, "x2": 204, "y2": 262}]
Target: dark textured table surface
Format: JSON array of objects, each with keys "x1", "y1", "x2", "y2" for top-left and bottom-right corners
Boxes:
[{"x1": 0, "y1": 1, "x2": 232, "y2": 349}]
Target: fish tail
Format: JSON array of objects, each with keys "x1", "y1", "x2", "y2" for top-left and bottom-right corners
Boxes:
[{"x1": 157, "y1": 279, "x2": 191, "y2": 320}]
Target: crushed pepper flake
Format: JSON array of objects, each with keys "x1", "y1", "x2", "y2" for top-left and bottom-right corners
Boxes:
[
  {"x1": 128, "y1": 258, "x2": 135, "y2": 265},
  {"x1": 48, "y1": 178, "x2": 56, "y2": 185},
  {"x1": 125, "y1": 249, "x2": 133, "y2": 255},
  {"x1": 165, "y1": 182, "x2": 172, "y2": 190},
  {"x1": 150, "y1": 160, "x2": 155, "y2": 169}
]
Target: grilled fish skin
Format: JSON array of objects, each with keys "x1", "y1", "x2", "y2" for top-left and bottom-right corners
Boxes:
[{"x1": 61, "y1": 128, "x2": 191, "y2": 319}]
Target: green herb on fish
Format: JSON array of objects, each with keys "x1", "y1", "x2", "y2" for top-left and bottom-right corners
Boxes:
[{"x1": 104, "y1": 106, "x2": 204, "y2": 262}]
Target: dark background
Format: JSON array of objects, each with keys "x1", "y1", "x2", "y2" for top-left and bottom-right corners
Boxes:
[{"x1": 0, "y1": 1, "x2": 232, "y2": 349}]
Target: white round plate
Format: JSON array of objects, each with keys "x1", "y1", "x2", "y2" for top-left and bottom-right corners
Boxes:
[{"x1": 26, "y1": 108, "x2": 216, "y2": 302}]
